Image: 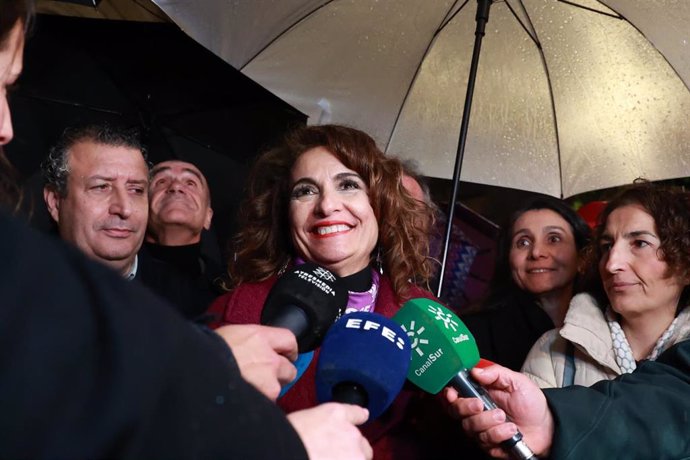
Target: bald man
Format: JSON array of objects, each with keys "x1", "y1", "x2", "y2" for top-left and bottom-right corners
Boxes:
[{"x1": 137, "y1": 160, "x2": 224, "y2": 320}]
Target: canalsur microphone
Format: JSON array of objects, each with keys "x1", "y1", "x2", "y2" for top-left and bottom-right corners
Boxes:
[
  {"x1": 392, "y1": 299, "x2": 538, "y2": 460},
  {"x1": 261, "y1": 263, "x2": 348, "y2": 352},
  {"x1": 315, "y1": 311, "x2": 411, "y2": 421}
]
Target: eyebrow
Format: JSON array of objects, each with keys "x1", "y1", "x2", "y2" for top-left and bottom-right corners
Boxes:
[
  {"x1": 292, "y1": 172, "x2": 363, "y2": 186},
  {"x1": 89, "y1": 175, "x2": 148, "y2": 185},
  {"x1": 600, "y1": 230, "x2": 659, "y2": 240}
]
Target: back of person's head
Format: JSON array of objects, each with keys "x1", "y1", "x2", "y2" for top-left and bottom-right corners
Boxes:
[
  {"x1": 230, "y1": 124, "x2": 436, "y2": 298},
  {"x1": 0, "y1": 0, "x2": 34, "y2": 212},
  {"x1": 0, "y1": 0, "x2": 32, "y2": 42},
  {"x1": 481, "y1": 195, "x2": 591, "y2": 310},
  {"x1": 584, "y1": 180, "x2": 690, "y2": 312},
  {"x1": 42, "y1": 123, "x2": 146, "y2": 196}
]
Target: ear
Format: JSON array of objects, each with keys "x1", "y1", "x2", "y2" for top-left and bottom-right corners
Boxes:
[
  {"x1": 203, "y1": 207, "x2": 213, "y2": 230},
  {"x1": 43, "y1": 186, "x2": 61, "y2": 224}
]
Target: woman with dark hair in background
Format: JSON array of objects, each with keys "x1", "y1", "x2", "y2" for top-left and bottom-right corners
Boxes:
[
  {"x1": 522, "y1": 182, "x2": 690, "y2": 387},
  {"x1": 461, "y1": 196, "x2": 591, "y2": 371}
]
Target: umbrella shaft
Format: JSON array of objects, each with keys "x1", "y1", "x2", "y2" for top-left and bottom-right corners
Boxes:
[{"x1": 437, "y1": 0, "x2": 492, "y2": 299}]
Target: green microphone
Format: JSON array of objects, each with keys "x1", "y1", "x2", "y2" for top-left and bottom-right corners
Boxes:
[{"x1": 392, "y1": 298, "x2": 538, "y2": 460}]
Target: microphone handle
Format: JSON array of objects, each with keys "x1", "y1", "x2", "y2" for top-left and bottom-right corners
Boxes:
[
  {"x1": 331, "y1": 381, "x2": 369, "y2": 408},
  {"x1": 449, "y1": 370, "x2": 539, "y2": 460},
  {"x1": 267, "y1": 304, "x2": 309, "y2": 340}
]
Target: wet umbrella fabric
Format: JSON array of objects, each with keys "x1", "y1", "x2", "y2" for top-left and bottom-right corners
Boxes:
[{"x1": 155, "y1": 0, "x2": 690, "y2": 198}]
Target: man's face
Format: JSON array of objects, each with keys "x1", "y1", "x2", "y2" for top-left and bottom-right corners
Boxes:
[
  {"x1": 148, "y1": 160, "x2": 212, "y2": 239},
  {"x1": 44, "y1": 140, "x2": 149, "y2": 274}
]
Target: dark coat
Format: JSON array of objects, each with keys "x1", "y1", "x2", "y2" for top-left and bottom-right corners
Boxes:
[
  {"x1": 0, "y1": 212, "x2": 307, "y2": 460},
  {"x1": 136, "y1": 241, "x2": 225, "y2": 321},
  {"x1": 461, "y1": 294, "x2": 555, "y2": 371},
  {"x1": 545, "y1": 339, "x2": 690, "y2": 459}
]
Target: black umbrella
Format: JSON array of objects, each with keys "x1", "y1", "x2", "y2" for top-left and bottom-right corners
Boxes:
[{"x1": 6, "y1": 14, "x2": 306, "y2": 244}]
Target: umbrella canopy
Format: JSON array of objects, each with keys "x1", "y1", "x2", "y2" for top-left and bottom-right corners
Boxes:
[
  {"x1": 6, "y1": 14, "x2": 305, "y2": 242},
  {"x1": 154, "y1": 0, "x2": 690, "y2": 198}
]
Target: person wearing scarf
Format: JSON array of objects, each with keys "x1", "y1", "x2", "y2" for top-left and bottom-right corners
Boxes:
[{"x1": 521, "y1": 181, "x2": 690, "y2": 388}]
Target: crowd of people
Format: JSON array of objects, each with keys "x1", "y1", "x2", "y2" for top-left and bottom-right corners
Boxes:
[{"x1": 2, "y1": 0, "x2": 690, "y2": 458}]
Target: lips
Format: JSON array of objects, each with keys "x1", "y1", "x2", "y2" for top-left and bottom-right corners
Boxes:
[
  {"x1": 526, "y1": 267, "x2": 555, "y2": 274},
  {"x1": 102, "y1": 227, "x2": 135, "y2": 238},
  {"x1": 310, "y1": 222, "x2": 352, "y2": 238},
  {"x1": 606, "y1": 280, "x2": 638, "y2": 292}
]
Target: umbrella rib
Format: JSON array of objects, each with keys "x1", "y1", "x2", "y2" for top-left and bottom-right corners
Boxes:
[
  {"x1": 239, "y1": 0, "x2": 337, "y2": 71},
  {"x1": 437, "y1": 0, "x2": 471, "y2": 31},
  {"x1": 504, "y1": 0, "x2": 540, "y2": 48},
  {"x1": 515, "y1": 0, "x2": 565, "y2": 198},
  {"x1": 596, "y1": 0, "x2": 690, "y2": 94},
  {"x1": 16, "y1": 94, "x2": 124, "y2": 116},
  {"x1": 557, "y1": 0, "x2": 621, "y2": 19},
  {"x1": 385, "y1": 0, "x2": 470, "y2": 151}
]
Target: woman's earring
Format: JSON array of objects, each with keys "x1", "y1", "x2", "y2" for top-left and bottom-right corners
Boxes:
[
  {"x1": 376, "y1": 246, "x2": 384, "y2": 275},
  {"x1": 277, "y1": 258, "x2": 290, "y2": 276}
]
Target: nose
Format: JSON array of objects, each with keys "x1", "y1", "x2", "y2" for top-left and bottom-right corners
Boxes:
[
  {"x1": 166, "y1": 178, "x2": 184, "y2": 193},
  {"x1": 603, "y1": 242, "x2": 625, "y2": 273},
  {"x1": 528, "y1": 239, "x2": 547, "y2": 259},
  {"x1": 109, "y1": 186, "x2": 132, "y2": 219},
  {"x1": 314, "y1": 187, "x2": 341, "y2": 216},
  {"x1": 0, "y1": 97, "x2": 14, "y2": 146}
]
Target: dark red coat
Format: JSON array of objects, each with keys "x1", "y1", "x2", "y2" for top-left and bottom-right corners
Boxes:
[{"x1": 208, "y1": 275, "x2": 467, "y2": 460}]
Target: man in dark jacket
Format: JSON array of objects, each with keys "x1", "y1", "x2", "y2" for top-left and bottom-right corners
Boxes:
[{"x1": 138, "y1": 159, "x2": 224, "y2": 319}]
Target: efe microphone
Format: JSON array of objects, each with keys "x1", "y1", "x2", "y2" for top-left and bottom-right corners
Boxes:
[
  {"x1": 315, "y1": 311, "x2": 411, "y2": 421},
  {"x1": 392, "y1": 298, "x2": 538, "y2": 460}
]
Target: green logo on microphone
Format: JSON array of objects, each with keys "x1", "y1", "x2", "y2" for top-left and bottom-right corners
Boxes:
[{"x1": 393, "y1": 299, "x2": 480, "y2": 394}]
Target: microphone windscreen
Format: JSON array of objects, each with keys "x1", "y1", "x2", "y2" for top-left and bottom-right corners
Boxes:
[
  {"x1": 262, "y1": 263, "x2": 348, "y2": 351},
  {"x1": 315, "y1": 311, "x2": 411, "y2": 420},
  {"x1": 392, "y1": 298, "x2": 480, "y2": 394}
]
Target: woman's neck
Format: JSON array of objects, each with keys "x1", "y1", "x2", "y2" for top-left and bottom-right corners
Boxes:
[
  {"x1": 536, "y1": 286, "x2": 573, "y2": 327},
  {"x1": 621, "y1": 308, "x2": 676, "y2": 360}
]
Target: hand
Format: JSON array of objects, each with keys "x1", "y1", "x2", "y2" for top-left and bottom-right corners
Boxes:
[
  {"x1": 444, "y1": 365, "x2": 554, "y2": 459},
  {"x1": 215, "y1": 324, "x2": 298, "y2": 400},
  {"x1": 287, "y1": 403, "x2": 373, "y2": 460}
]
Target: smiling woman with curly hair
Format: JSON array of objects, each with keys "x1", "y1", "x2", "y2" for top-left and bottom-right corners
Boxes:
[{"x1": 209, "y1": 124, "x2": 465, "y2": 459}]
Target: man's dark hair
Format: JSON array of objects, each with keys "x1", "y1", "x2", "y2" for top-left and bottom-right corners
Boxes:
[{"x1": 42, "y1": 123, "x2": 147, "y2": 196}]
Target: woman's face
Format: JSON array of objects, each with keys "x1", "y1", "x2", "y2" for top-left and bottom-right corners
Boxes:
[
  {"x1": 288, "y1": 146, "x2": 379, "y2": 277},
  {"x1": 599, "y1": 204, "x2": 687, "y2": 320},
  {"x1": 509, "y1": 209, "x2": 579, "y2": 297},
  {"x1": 0, "y1": 21, "x2": 25, "y2": 146}
]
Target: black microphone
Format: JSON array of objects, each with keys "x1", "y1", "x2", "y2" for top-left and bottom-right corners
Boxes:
[{"x1": 261, "y1": 262, "x2": 348, "y2": 352}]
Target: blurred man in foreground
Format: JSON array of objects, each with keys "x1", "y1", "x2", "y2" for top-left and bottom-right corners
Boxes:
[{"x1": 0, "y1": 2, "x2": 371, "y2": 458}]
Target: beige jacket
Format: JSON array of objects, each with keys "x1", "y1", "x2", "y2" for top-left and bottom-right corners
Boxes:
[{"x1": 521, "y1": 292, "x2": 690, "y2": 388}]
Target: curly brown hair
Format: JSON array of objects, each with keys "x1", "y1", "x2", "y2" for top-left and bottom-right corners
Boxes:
[
  {"x1": 583, "y1": 181, "x2": 690, "y2": 312},
  {"x1": 228, "y1": 124, "x2": 436, "y2": 300}
]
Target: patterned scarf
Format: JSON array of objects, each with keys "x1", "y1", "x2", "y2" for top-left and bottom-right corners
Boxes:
[{"x1": 605, "y1": 305, "x2": 681, "y2": 373}]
